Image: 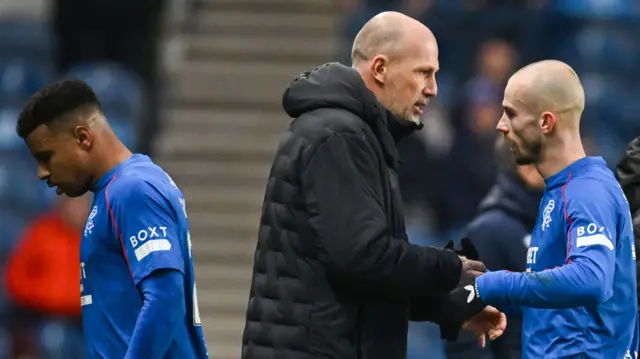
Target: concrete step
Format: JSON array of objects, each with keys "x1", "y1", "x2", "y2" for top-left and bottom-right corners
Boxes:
[
  {"x1": 190, "y1": 224, "x2": 256, "y2": 242},
  {"x1": 197, "y1": 11, "x2": 338, "y2": 36},
  {"x1": 199, "y1": 0, "x2": 335, "y2": 14},
  {"x1": 196, "y1": 260, "x2": 253, "y2": 283},
  {"x1": 198, "y1": 272, "x2": 252, "y2": 292},
  {"x1": 162, "y1": 131, "x2": 282, "y2": 155},
  {"x1": 158, "y1": 139, "x2": 280, "y2": 159},
  {"x1": 165, "y1": 107, "x2": 289, "y2": 133},
  {"x1": 202, "y1": 0, "x2": 331, "y2": 6},
  {"x1": 187, "y1": 209, "x2": 261, "y2": 233},
  {"x1": 201, "y1": 312, "x2": 245, "y2": 347},
  {"x1": 192, "y1": 234, "x2": 255, "y2": 258},
  {"x1": 161, "y1": 158, "x2": 272, "y2": 182},
  {"x1": 186, "y1": 32, "x2": 336, "y2": 63},
  {"x1": 181, "y1": 182, "x2": 266, "y2": 205},
  {"x1": 199, "y1": 289, "x2": 250, "y2": 316},
  {"x1": 178, "y1": 60, "x2": 317, "y2": 94},
  {"x1": 161, "y1": 160, "x2": 272, "y2": 189},
  {"x1": 187, "y1": 32, "x2": 335, "y2": 60}
]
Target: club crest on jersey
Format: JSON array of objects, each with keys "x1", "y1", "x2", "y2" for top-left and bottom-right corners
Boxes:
[
  {"x1": 541, "y1": 199, "x2": 555, "y2": 231},
  {"x1": 84, "y1": 205, "x2": 98, "y2": 237}
]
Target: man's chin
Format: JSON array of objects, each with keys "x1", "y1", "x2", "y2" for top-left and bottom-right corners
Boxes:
[
  {"x1": 398, "y1": 115, "x2": 421, "y2": 126},
  {"x1": 61, "y1": 187, "x2": 88, "y2": 198}
]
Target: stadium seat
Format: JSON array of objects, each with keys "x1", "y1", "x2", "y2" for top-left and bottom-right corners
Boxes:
[
  {"x1": 65, "y1": 62, "x2": 145, "y2": 121},
  {"x1": 554, "y1": 0, "x2": 637, "y2": 19},
  {"x1": 0, "y1": 206, "x2": 29, "y2": 258},
  {"x1": 0, "y1": 18, "x2": 52, "y2": 63},
  {"x1": 0, "y1": 151, "x2": 54, "y2": 214},
  {"x1": 109, "y1": 116, "x2": 136, "y2": 149},
  {"x1": 0, "y1": 107, "x2": 24, "y2": 151},
  {"x1": 0, "y1": 58, "x2": 52, "y2": 107}
]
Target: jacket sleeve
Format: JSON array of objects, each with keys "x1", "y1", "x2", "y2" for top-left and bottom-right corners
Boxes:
[
  {"x1": 409, "y1": 295, "x2": 447, "y2": 322},
  {"x1": 301, "y1": 132, "x2": 462, "y2": 296},
  {"x1": 476, "y1": 179, "x2": 619, "y2": 308}
]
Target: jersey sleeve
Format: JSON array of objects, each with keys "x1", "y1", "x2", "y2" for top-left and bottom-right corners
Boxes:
[
  {"x1": 476, "y1": 179, "x2": 618, "y2": 308},
  {"x1": 108, "y1": 179, "x2": 185, "y2": 285}
]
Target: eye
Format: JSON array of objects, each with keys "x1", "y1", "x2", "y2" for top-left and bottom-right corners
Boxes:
[
  {"x1": 504, "y1": 108, "x2": 516, "y2": 119},
  {"x1": 35, "y1": 151, "x2": 53, "y2": 163},
  {"x1": 421, "y1": 70, "x2": 433, "y2": 77}
]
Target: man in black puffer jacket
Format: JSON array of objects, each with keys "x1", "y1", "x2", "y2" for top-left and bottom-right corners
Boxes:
[
  {"x1": 241, "y1": 11, "x2": 505, "y2": 359},
  {"x1": 616, "y1": 136, "x2": 640, "y2": 312}
]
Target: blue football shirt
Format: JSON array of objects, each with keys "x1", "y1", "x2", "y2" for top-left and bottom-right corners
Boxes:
[
  {"x1": 80, "y1": 154, "x2": 208, "y2": 358},
  {"x1": 477, "y1": 157, "x2": 639, "y2": 358}
]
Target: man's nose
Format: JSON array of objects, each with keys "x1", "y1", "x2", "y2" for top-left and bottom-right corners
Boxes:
[
  {"x1": 496, "y1": 117, "x2": 508, "y2": 133},
  {"x1": 37, "y1": 165, "x2": 50, "y2": 181},
  {"x1": 423, "y1": 80, "x2": 437, "y2": 97}
]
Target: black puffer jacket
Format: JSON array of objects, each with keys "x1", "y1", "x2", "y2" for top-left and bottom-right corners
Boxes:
[
  {"x1": 241, "y1": 63, "x2": 463, "y2": 359},
  {"x1": 616, "y1": 136, "x2": 640, "y2": 307}
]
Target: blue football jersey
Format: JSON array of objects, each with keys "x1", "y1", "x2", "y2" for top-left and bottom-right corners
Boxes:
[
  {"x1": 477, "y1": 157, "x2": 639, "y2": 358},
  {"x1": 80, "y1": 154, "x2": 208, "y2": 358}
]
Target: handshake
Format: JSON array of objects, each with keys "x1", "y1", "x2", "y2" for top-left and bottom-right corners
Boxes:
[{"x1": 439, "y1": 238, "x2": 506, "y2": 347}]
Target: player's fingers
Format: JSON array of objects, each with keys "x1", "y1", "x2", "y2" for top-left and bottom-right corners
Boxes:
[
  {"x1": 498, "y1": 312, "x2": 507, "y2": 330},
  {"x1": 465, "y1": 259, "x2": 487, "y2": 273},
  {"x1": 488, "y1": 328, "x2": 504, "y2": 341},
  {"x1": 477, "y1": 333, "x2": 486, "y2": 348},
  {"x1": 488, "y1": 313, "x2": 507, "y2": 340}
]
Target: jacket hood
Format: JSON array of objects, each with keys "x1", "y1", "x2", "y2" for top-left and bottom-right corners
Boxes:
[
  {"x1": 617, "y1": 136, "x2": 640, "y2": 214},
  {"x1": 282, "y1": 62, "x2": 421, "y2": 144},
  {"x1": 477, "y1": 172, "x2": 543, "y2": 229}
]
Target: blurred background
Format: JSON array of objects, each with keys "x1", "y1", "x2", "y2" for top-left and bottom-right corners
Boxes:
[{"x1": 0, "y1": 0, "x2": 637, "y2": 358}]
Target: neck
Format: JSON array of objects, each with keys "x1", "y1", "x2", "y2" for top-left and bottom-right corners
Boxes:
[
  {"x1": 90, "y1": 134, "x2": 133, "y2": 187},
  {"x1": 536, "y1": 131, "x2": 586, "y2": 180}
]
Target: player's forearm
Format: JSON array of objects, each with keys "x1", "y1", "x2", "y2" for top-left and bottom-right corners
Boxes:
[
  {"x1": 476, "y1": 260, "x2": 610, "y2": 309},
  {"x1": 125, "y1": 269, "x2": 186, "y2": 359}
]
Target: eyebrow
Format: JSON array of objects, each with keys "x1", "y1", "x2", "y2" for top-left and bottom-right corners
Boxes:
[
  {"x1": 425, "y1": 66, "x2": 439, "y2": 72},
  {"x1": 503, "y1": 105, "x2": 517, "y2": 116}
]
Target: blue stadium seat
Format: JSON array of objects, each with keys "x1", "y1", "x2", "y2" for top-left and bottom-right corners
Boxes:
[
  {"x1": 0, "y1": 107, "x2": 23, "y2": 151},
  {"x1": 36, "y1": 320, "x2": 86, "y2": 359},
  {"x1": 0, "y1": 58, "x2": 52, "y2": 106},
  {"x1": 433, "y1": 71, "x2": 457, "y2": 109},
  {"x1": 0, "y1": 18, "x2": 52, "y2": 63},
  {"x1": 65, "y1": 62, "x2": 145, "y2": 121},
  {"x1": 0, "y1": 152, "x2": 54, "y2": 213},
  {"x1": 554, "y1": 0, "x2": 637, "y2": 19},
  {"x1": 109, "y1": 117, "x2": 136, "y2": 149},
  {"x1": 0, "y1": 206, "x2": 29, "y2": 256}
]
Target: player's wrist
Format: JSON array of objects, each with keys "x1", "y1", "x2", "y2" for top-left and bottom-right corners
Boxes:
[
  {"x1": 439, "y1": 277, "x2": 487, "y2": 341},
  {"x1": 474, "y1": 270, "x2": 504, "y2": 304}
]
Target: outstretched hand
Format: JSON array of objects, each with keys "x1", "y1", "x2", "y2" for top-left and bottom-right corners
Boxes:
[{"x1": 461, "y1": 306, "x2": 506, "y2": 348}]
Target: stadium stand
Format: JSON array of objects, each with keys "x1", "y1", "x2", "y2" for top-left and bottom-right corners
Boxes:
[{"x1": 154, "y1": 0, "x2": 340, "y2": 357}]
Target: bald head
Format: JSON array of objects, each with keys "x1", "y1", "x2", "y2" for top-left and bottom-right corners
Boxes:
[
  {"x1": 507, "y1": 60, "x2": 585, "y2": 126},
  {"x1": 350, "y1": 12, "x2": 439, "y2": 124},
  {"x1": 351, "y1": 11, "x2": 435, "y2": 65}
]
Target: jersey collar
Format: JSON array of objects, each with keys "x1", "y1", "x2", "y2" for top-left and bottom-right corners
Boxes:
[
  {"x1": 92, "y1": 154, "x2": 144, "y2": 192},
  {"x1": 544, "y1": 156, "x2": 607, "y2": 189}
]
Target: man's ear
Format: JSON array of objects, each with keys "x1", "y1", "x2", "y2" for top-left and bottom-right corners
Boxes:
[
  {"x1": 370, "y1": 55, "x2": 389, "y2": 85},
  {"x1": 540, "y1": 111, "x2": 556, "y2": 134},
  {"x1": 73, "y1": 125, "x2": 93, "y2": 151}
]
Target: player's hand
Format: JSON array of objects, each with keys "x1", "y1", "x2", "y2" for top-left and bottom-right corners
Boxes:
[
  {"x1": 444, "y1": 237, "x2": 486, "y2": 279},
  {"x1": 439, "y1": 279, "x2": 487, "y2": 341},
  {"x1": 445, "y1": 237, "x2": 480, "y2": 260},
  {"x1": 462, "y1": 306, "x2": 507, "y2": 348},
  {"x1": 460, "y1": 256, "x2": 486, "y2": 279}
]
